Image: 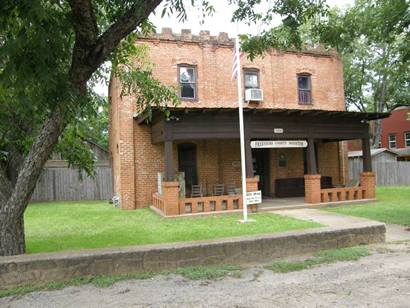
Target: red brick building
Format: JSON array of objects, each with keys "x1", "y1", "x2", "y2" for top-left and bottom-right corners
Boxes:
[
  {"x1": 380, "y1": 107, "x2": 410, "y2": 150},
  {"x1": 348, "y1": 107, "x2": 410, "y2": 160},
  {"x1": 109, "y1": 29, "x2": 387, "y2": 215}
]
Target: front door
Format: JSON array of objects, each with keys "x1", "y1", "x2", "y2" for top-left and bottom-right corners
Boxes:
[
  {"x1": 252, "y1": 149, "x2": 270, "y2": 197},
  {"x1": 178, "y1": 143, "x2": 198, "y2": 190}
]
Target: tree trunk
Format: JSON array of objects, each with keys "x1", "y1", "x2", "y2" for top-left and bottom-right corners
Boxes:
[
  {"x1": 372, "y1": 119, "x2": 382, "y2": 148},
  {"x1": 0, "y1": 0, "x2": 163, "y2": 256},
  {"x1": 0, "y1": 108, "x2": 66, "y2": 256},
  {"x1": 0, "y1": 214, "x2": 25, "y2": 256}
]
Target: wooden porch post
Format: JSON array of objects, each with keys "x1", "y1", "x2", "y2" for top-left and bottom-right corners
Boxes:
[
  {"x1": 306, "y1": 138, "x2": 318, "y2": 174},
  {"x1": 164, "y1": 140, "x2": 174, "y2": 181},
  {"x1": 245, "y1": 137, "x2": 253, "y2": 177},
  {"x1": 360, "y1": 136, "x2": 375, "y2": 199},
  {"x1": 362, "y1": 137, "x2": 372, "y2": 172}
]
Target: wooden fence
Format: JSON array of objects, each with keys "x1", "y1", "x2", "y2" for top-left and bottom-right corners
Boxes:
[
  {"x1": 349, "y1": 160, "x2": 410, "y2": 186},
  {"x1": 31, "y1": 165, "x2": 112, "y2": 202}
]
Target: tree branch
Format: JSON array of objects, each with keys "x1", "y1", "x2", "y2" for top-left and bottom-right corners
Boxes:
[
  {"x1": 68, "y1": 0, "x2": 99, "y2": 91},
  {"x1": 68, "y1": 0, "x2": 98, "y2": 47},
  {"x1": 70, "y1": 0, "x2": 162, "y2": 88}
]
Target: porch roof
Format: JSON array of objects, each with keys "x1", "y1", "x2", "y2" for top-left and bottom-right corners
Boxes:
[
  {"x1": 135, "y1": 107, "x2": 389, "y2": 124},
  {"x1": 134, "y1": 107, "x2": 390, "y2": 144}
]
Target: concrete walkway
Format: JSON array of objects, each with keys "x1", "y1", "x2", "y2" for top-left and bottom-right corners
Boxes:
[
  {"x1": 275, "y1": 208, "x2": 410, "y2": 243},
  {"x1": 275, "y1": 208, "x2": 383, "y2": 228},
  {"x1": 385, "y1": 223, "x2": 410, "y2": 242}
]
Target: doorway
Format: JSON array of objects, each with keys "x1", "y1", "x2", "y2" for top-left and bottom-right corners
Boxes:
[
  {"x1": 252, "y1": 148, "x2": 271, "y2": 197},
  {"x1": 178, "y1": 143, "x2": 198, "y2": 190}
]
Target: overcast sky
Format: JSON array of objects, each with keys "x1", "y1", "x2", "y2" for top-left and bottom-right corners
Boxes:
[
  {"x1": 150, "y1": 0, "x2": 354, "y2": 37},
  {"x1": 95, "y1": 0, "x2": 354, "y2": 96}
]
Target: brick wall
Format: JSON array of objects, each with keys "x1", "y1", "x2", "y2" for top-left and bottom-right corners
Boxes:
[
  {"x1": 137, "y1": 28, "x2": 345, "y2": 111},
  {"x1": 134, "y1": 123, "x2": 164, "y2": 208},
  {"x1": 317, "y1": 142, "x2": 343, "y2": 185},
  {"x1": 176, "y1": 140, "x2": 241, "y2": 198},
  {"x1": 380, "y1": 107, "x2": 410, "y2": 149},
  {"x1": 109, "y1": 77, "x2": 137, "y2": 209},
  {"x1": 269, "y1": 148, "x2": 305, "y2": 195}
]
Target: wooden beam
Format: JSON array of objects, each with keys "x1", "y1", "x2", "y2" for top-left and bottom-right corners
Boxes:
[
  {"x1": 164, "y1": 140, "x2": 175, "y2": 181},
  {"x1": 306, "y1": 138, "x2": 318, "y2": 174},
  {"x1": 245, "y1": 137, "x2": 253, "y2": 177}
]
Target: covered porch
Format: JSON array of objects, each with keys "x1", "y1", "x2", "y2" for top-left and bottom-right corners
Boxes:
[{"x1": 137, "y1": 107, "x2": 389, "y2": 217}]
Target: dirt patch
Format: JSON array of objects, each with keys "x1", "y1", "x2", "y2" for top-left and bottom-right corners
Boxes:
[{"x1": 1, "y1": 242, "x2": 409, "y2": 308}]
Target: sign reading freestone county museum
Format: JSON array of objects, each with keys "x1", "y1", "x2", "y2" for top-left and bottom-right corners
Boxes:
[
  {"x1": 250, "y1": 140, "x2": 308, "y2": 149},
  {"x1": 246, "y1": 191, "x2": 262, "y2": 205}
]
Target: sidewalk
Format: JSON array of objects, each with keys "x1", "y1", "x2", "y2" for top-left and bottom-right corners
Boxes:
[
  {"x1": 274, "y1": 208, "x2": 382, "y2": 228},
  {"x1": 275, "y1": 208, "x2": 409, "y2": 243}
]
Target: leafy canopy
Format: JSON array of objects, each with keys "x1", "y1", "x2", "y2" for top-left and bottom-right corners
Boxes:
[{"x1": 0, "y1": 1, "x2": 179, "y2": 176}]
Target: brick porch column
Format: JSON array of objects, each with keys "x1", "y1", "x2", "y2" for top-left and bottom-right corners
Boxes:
[
  {"x1": 246, "y1": 176, "x2": 259, "y2": 212},
  {"x1": 360, "y1": 172, "x2": 376, "y2": 199},
  {"x1": 246, "y1": 176, "x2": 259, "y2": 192},
  {"x1": 162, "y1": 181, "x2": 180, "y2": 216},
  {"x1": 304, "y1": 174, "x2": 321, "y2": 204}
]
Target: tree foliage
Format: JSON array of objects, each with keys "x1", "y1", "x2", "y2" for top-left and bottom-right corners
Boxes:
[
  {"x1": 317, "y1": 0, "x2": 409, "y2": 146},
  {"x1": 0, "y1": 0, "x2": 247, "y2": 256},
  {"x1": 235, "y1": 0, "x2": 409, "y2": 146}
]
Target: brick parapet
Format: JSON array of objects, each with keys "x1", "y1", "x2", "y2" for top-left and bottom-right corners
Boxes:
[{"x1": 141, "y1": 28, "x2": 336, "y2": 58}]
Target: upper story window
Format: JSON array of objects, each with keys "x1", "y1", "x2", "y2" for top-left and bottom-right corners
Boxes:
[
  {"x1": 389, "y1": 134, "x2": 397, "y2": 148},
  {"x1": 178, "y1": 65, "x2": 197, "y2": 100},
  {"x1": 297, "y1": 74, "x2": 312, "y2": 104},
  {"x1": 405, "y1": 132, "x2": 410, "y2": 147},
  {"x1": 244, "y1": 69, "x2": 259, "y2": 89}
]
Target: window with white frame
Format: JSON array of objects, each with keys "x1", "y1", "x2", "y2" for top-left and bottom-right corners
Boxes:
[
  {"x1": 389, "y1": 134, "x2": 397, "y2": 148},
  {"x1": 297, "y1": 74, "x2": 312, "y2": 104},
  {"x1": 405, "y1": 132, "x2": 410, "y2": 147},
  {"x1": 178, "y1": 65, "x2": 197, "y2": 100},
  {"x1": 244, "y1": 69, "x2": 259, "y2": 89}
]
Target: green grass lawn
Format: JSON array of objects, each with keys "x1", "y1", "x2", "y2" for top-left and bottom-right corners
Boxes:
[
  {"x1": 24, "y1": 201, "x2": 322, "y2": 254},
  {"x1": 326, "y1": 186, "x2": 410, "y2": 226}
]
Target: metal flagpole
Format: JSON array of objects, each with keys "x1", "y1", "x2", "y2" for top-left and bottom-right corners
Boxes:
[{"x1": 234, "y1": 32, "x2": 248, "y2": 223}]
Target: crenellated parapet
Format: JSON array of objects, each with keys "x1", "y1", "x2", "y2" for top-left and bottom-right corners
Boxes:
[
  {"x1": 144, "y1": 28, "x2": 235, "y2": 47},
  {"x1": 141, "y1": 28, "x2": 336, "y2": 56}
]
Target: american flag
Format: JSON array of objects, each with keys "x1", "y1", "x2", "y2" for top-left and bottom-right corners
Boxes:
[{"x1": 231, "y1": 45, "x2": 243, "y2": 80}]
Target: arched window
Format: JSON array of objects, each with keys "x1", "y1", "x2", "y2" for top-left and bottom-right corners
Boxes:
[{"x1": 297, "y1": 73, "x2": 312, "y2": 104}]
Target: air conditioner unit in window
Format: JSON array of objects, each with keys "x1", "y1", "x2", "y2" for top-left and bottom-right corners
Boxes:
[{"x1": 245, "y1": 88, "x2": 263, "y2": 102}]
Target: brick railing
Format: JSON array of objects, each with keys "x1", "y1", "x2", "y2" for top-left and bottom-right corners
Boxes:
[
  {"x1": 179, "y1": 194, "x2": 243, "y2": 215},
  {"x1": 152, "y1": 192, "x2": 165, "y2": 213},
  {"x1": 320, "y1": 187, "x2": 367, "y2": 203}
]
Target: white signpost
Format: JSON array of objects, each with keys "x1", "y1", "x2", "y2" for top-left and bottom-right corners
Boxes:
[
  {"x1": 250, "y1": 140, "x2": 308, "y2": 149},
  {"x1": 246, "y1": 190, "x2": 262, "y2": 205}
]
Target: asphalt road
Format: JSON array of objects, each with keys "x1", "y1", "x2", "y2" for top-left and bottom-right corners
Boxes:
[{"x1": 1, "y1": 241, "x2": 410, "y2": 308}]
